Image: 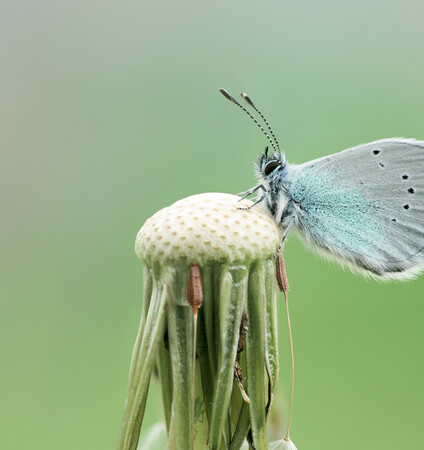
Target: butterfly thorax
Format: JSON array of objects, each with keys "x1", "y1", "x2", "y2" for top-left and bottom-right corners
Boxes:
[{"x1": 256, "y1": 162, "x2": 295, "y2": 229}]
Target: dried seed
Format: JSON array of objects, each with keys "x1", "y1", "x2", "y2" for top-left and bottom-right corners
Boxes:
[
  {"x1": 187, "y1": 264, "x2": 203, "y2": 311},
  {"x1": 276, "y1": 253, "x2": 289, "y2": 294}
]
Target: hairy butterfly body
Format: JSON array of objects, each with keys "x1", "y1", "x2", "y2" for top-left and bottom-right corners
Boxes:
[{"x1": 220, "y1": 89, "x2": 424, "y2": 280}]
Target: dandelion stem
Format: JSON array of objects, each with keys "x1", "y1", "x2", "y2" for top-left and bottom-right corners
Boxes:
[
  {"x1": 246, "y1": 262, "x2": 268, "y2": 449},
  {"x1": 117, "y1": 281, "x2": 167, "y2": 450},
  {"x1": 209, "y1": 266, "x2": 248, "y2": 449},
  {"x1": 284, "y1": 290, "x2": 294, "y2": 441},
  {"x1": 157, "y1": 335, "x2": 172, "y2": 432},
  {"x1": 187, "y1": 264, "x2": 203, "y2": 447},
  {"x1": 167, "y1": 301, "x2": 193, "y2": 449},
  {"x1": 192, "y1": 310, "x2": 198, "y2": 448}
]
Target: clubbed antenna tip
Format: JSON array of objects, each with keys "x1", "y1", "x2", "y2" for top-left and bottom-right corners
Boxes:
[
  {"x1": 240, "y1": 92, "x2": 254, "y2": 108},
  {"x1": 240, "y1": 91, "x2": 282, "y2": 153},
  {"x1": 218, "y1": 88, "x2": 279, "y2": 154},
  {"x1": 219, "y1": 88, "x2": 234, "y2": 102}
]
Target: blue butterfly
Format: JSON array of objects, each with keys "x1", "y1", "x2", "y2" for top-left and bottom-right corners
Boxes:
[{"x1": 220, "y1": 89, "x2": 424, "y2": 280}]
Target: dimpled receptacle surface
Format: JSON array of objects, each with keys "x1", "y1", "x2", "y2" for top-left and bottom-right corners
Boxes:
[{"x1": 135, "y1": 193, "x2": 282, "y2": 265}]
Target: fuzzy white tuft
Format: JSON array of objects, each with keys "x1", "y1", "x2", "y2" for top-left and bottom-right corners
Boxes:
[{"x1": 268, "y1": 438, "x2": 298, "y2": 450}]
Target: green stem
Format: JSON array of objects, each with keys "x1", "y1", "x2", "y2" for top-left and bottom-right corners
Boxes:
[
  {"x1": 202, "y1": 264, "x2": 218, "y2": 381},
  {"x1": 196, "y1": 305, "x2": 214, "y2": 429},
  {"x1": 229, "y1": 400, "x2": 250, "y2": 450},
  {"x1": 167, "y1": 302, "x2": 193, "y2": 449},
  {"x1": 127, "y1": 267, "x2": 153, "y2": 390},
  {"x1": 209, "y1": 265, "x2": 248, "y2": 450},
  {"x1": 246, "y1": 262, "x2": 268, "y2": 449},
  {"x1": 117, "y1": 280, "x2": 168, "y2": 450},
  {"x1": 264, "y1": 259, "x2": 279, "y2": 414},
  {"x1": 157, "y1": 331, "x2": 172, "y2": 433}
]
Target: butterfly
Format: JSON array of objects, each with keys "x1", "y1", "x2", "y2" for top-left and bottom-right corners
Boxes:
[{"x1": 220, "y1": 89, "x2": 424, "y2": 280}]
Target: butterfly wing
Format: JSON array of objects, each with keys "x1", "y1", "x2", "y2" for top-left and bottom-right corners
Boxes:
[{"x1": 285, "y1": 138, "x2": 424, "y2": 279}]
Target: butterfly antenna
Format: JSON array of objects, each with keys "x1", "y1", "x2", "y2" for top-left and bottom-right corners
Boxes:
[
  {"x1": 240, "y1": 92, "x2": 281, "y2": 154},
  {"x1": 219, "y1": 88, "x2": 278, "y2": 154}
]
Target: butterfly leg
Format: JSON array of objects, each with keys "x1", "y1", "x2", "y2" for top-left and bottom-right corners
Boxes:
[
  {"x1": 238, "y1": 191, "x2": 267, "y2": 210},
  {"x1": 272, "y1": 214, "x2": 296, "y2": 259},
  {"x1": 237, "y1": 184, "x2": 266, "y2": 201}
]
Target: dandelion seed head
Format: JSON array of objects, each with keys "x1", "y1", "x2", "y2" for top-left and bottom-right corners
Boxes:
[{"x1": 135, "y1": 193, "x2": 281, "y2": 265}]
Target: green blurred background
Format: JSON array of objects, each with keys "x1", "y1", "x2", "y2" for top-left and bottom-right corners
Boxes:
[{"x1": 1, "y1": 1, "x2": 424, "y2": 449}]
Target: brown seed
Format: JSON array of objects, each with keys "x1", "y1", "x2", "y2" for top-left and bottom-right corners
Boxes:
[
  {"x1": 276, "y1": 253, "x2": 289, "y2": 294},
  {"x1": 187, "y1": 264, "x2": 203, "y2": 311}
]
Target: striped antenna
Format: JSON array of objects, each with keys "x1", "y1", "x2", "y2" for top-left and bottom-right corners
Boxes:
[
  {"x1": 219, "y1": 88, "x2": 278, "y2": 154},
  {"x1": 240, "y1": 92, "x2": 281, "y2": 153}
]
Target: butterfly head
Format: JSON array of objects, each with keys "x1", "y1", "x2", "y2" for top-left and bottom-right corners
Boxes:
[{"x1": 256, "y1": 146, "x2": 286, "y2": 181}]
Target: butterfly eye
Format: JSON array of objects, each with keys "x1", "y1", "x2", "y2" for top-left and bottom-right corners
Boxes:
[{"x1": 264, "y1": 160, "x2": 280, "y2": 176}]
